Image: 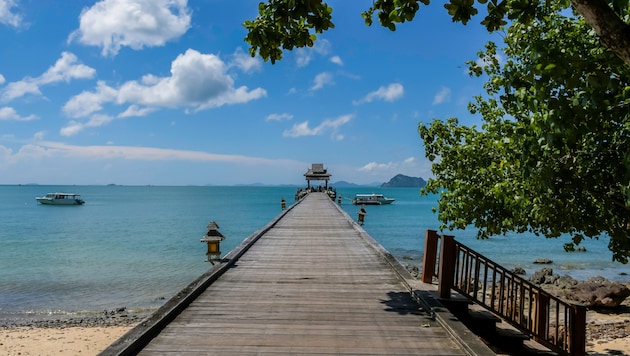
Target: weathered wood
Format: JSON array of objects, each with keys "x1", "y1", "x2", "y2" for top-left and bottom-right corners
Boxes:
[
  {"x1": 438, "y1": 234, "x2": 456, "y2": 299},
  {"x1": 102, "y1": 193, "x2": 493, "y2": 355},
  {"x1": 421, "y1": 229, "x2": 438, "y2": 283}
]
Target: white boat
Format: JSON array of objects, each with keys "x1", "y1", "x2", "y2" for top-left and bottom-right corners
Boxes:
[
  {"x1": 351, "y1": 193, "x2": 394, "y2": 205},
  {"x1": 36, "y1": 193, "x2": 85, "y2": 205}
]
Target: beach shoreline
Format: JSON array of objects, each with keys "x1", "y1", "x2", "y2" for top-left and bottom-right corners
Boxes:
[{"x1": 1, "y1": 308, "x2": 628, "y2": 356}]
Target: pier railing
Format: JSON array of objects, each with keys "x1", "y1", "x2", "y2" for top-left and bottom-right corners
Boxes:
[{"x1": 421, "y1": 230, "x2": 586, "y2": 356}]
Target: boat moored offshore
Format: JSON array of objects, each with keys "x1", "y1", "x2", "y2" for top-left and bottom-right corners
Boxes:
[
  {"x1": 351, "y1": 193, "x2": 394, "y2": 205},
  {"x1": 36, "y1": 193, "x2": 85, "y2": 205}
]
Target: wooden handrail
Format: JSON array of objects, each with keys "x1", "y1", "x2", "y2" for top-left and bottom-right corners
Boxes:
[{"x1": 422, "y1": 230, "x2": 586, "y2": 356}]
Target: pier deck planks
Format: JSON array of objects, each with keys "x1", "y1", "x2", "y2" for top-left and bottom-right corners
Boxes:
[{"x1": 135, "y1": 193, "x2": 478, "y2": 355}]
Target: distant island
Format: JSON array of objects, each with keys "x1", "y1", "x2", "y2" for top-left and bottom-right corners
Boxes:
[{"x1": 380, "y1": 174, "x2": 427, "y2": 188}]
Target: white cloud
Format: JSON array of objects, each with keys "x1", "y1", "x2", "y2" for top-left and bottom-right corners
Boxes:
[
  {"x1": 354, "y1": 83, "x2": 404, "y2": 105},
  {"x1": 41, "y1": 52, "x2": 97, "y2": 84},
  {"x1": 69, "y1": 0, "x2": 191, "y2": 57},
  {"x1": 60, "y1": 114, "x2": 116, "y2": 136},
  {"x1": 0, "y1": 106, "x2": 37, "y2": 121},
  {"x1": 63, "y1": 81, "x2": 118, "y2": 118},
  {"x1": 62, "y1": 49, "x2": 267, "y2": 132},
  {"x1": 295, "y1": 39, "x2": 331, "y2": 67},
  {"x1": 310, "y1": 72, "x2": 334, "y2": 91},
  {"x1": 283, "y1": 114, "x2": 353, "y2": 139},
  {"x1": 118, "y1": 104, "x2": 157, "y2": 118},
  {"x1": 1, "y1": 52, "x2": 96, "y2": 102},
  {"x1": 2, "y1": 140, "x2": 283, "y2": 164},
  {"x1": 231, "y1": 47, "x2": 261, "y2": 73},
  {"x1": 0, "y1": 0, "x2": 22, "y2": 28},
  {"x1": 359, "y1": 161, "x2": 396, "y2": 173},
  {"x1": 359, "y1": 156, "x2": 431, "y2": 179},
  {"x1": 433, "y1": 86, "x2": 451, "y2": 105},
  {"x1": 59, "y1": 121, "x2": 85, "y2": 137},
  {"x1": 330, "y1": 56, "x2": 343, "y2": 66},
  {"x1": 266, "y1": 113, "x2": 293, "y2": 121},
  {"x1": 0, "y1": 74, "x2": 5, "y2": 84}
]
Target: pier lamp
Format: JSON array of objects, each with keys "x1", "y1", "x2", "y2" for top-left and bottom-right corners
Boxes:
[
  {"x1": 201, "y1": 221, "x2": 225, "y2": 265},
  {"x1": 357, "y1": 205, "x2": 367, "y2": 226}
]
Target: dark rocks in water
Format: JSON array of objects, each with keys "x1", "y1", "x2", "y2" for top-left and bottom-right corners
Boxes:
[
  {"x1": 511, "y1": 267, "x2": 526, "y2": 275},
  {"x1": 554, "y1": 275, "x2": 579, "y2": 289},
  {"x1": 1, "y1": 307, "x2": 146, "y2": 328},
  {"x1": 530, "y1": 269, "x2": 630, "y2": 309},
  {"x1": 533, "y1": 258, "x2": 553, "y2": 264},
  {"x1": 559, "y1": 277, "x2": 630, "y2": 309},
  {"x1": 530, "y1": 268, "x2": 557, "y2": 284}
]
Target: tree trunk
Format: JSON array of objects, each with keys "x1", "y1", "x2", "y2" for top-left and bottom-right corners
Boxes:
[{"x1": 571, "y1": 0, "x2": 630, "y2": 67}]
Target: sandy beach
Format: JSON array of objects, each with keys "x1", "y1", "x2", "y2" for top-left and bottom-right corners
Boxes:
[
  {"x1": 0, "y1": 309, "x2": 628, "y2": 356},
  {"x1": 0, "y1": 326, "x2": 131, "y2": 355}
]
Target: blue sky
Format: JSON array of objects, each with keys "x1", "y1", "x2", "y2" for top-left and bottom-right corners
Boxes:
[{"x1": 0, "y1": 0, "x2": 494, "y2": 186}]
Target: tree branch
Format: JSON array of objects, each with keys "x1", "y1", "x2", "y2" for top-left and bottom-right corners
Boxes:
[{"x1": 570, "y1": 0, "x2": 630, "y2": 66}]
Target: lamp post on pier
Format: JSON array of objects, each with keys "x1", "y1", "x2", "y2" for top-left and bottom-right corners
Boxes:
[{"x1": 201, "y1": 220, "x2": 225, "y2": 265}]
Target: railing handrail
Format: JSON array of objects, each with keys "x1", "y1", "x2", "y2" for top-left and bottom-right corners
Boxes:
[{"x1": 421, "y1": 229, "x2": 586, "y2": 356}]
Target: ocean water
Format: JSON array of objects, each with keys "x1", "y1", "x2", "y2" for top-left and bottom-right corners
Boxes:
[{"x1": 1, "y1": 185, "x2": 627, "y2": 321}]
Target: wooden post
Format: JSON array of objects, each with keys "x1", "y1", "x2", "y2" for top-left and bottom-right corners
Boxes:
[
  {"x1": 438, "y1": 234, "x2": 455, "y2": 299},
  {"x1": 421, "y1": 230, "x2": 439, "y2": 283},
  {"x1": 569, "y1": 304, "x2": 587, "y2": 356},
  {"x1": 534, "y1": 291, "x2": 549, "y2": 341}
]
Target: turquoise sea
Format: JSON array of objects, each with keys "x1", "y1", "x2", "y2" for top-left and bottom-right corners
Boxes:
[{"x1": 1, "y1": 185, "x2": 627, "y2": 322}]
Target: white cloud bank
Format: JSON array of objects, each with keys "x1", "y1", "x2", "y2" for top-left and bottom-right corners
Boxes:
[
  {"x1": 69, "y1": 0, "x2": 192, "y2": 57},
  {"x1": 61, "y1": 49, "x2": 267, "y2": 136},
  {"x1": 0, "y1": 140, "x2": 308, "y2": 185}
]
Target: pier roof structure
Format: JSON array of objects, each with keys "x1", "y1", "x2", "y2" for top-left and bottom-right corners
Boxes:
[{"x1": 304, "y1": 163, "x2": 331, "y2": 189}]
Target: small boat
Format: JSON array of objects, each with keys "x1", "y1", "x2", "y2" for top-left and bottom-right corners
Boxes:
[
  {"x1": 36, "y1": 192, "x2": 85, "y2": 205},
  {"x1": 351, "y1": 193, "x2": 395, "y2": 205}
]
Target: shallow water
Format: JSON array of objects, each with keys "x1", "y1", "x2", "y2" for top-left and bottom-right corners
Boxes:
[{"x1": 0, "y1": 185, "x2": 626, "y2": 321}]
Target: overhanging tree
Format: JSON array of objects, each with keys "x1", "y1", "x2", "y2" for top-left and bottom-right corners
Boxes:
[
  {"x1": 420, "y1": 5, "x2": 630, "y2": 263},
  {"x1": 243, "y1": 1, "x2": 630, "y2": 262},
  {"x1": 244, "y1": 0, "x2": 630, "y2": 66}
]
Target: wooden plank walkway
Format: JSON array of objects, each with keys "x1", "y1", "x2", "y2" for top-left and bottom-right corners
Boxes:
[{"x1": 102, "y1": 192, "x2": 494, "y2": 355}]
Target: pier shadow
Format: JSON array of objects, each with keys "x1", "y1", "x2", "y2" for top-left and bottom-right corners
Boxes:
[
  {"x1": 380, "y1": 291, "x2": 425, "y2": 316},
  {"x1": 588, "y1": 351, "x2": 629, "y2": 356}
]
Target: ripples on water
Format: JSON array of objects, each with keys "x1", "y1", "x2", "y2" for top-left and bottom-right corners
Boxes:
[{"x1": 0, "y1": 185, "x2": 626, "y2": 321}]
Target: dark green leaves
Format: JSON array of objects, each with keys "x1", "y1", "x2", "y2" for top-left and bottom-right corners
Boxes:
[
  {"x1": 243, "y1": 0, "x2": 334, "y2": 63},
  {"x1": 420, "y1": 3, "x2": 630, "y2": 263}
]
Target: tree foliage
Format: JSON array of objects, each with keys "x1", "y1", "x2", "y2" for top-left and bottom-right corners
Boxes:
[
  {"x1": 244, "y1": 0, "x2": 630, "y2": 66},
  {"x1": 419, "y1": 5, "x2": 630, "y2": 263},
  {"x1": 243, "y1": 0, "x2": 630, "y2": 262}
]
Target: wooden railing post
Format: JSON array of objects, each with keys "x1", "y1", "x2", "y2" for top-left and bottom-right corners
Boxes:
[
  {"x1": 421, "y1": 230, "x2": 439, "y2": 283},
  {"x1": 534, "y1": 291, "x2": 549, "y2": 340},
  {"x1": 570, "y1": 304, "x2": 587, "y2": 356},
  {"x1": 438, "y1": 234, "x2": 455, "y2": 299}
]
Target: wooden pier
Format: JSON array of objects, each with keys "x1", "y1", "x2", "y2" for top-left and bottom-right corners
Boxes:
[{"x1": 101, "y1": 192, "x2": 494, "y2": 355}]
